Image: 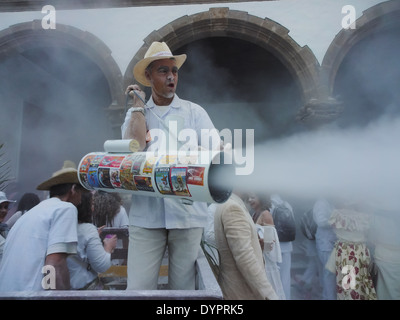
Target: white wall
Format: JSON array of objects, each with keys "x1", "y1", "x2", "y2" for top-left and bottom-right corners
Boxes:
[{"x1": 0, "y1": 0, "x2": 385, "y2": 74}]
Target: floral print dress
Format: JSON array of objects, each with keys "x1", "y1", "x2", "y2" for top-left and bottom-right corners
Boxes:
[{"x1": 326, "y1": 208, "x2": 377, "y2": 300}]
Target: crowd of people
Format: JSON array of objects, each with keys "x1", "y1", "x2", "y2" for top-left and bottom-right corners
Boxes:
[
  {"x1": 0, "y1": 41, "x2": 398, "y2": 299},
  {"x1": 0, "y1": 161, "x2": 129, "y2": 291},
  {"x1": 2, "y1": 180, "x2": 395, "y2": 299},
  {"x1": 294, "y1": 197, "x2": 400, "y2": 300}
]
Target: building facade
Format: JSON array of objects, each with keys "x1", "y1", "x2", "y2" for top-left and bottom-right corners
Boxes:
[{"x1": 0, "y1": 0, "x2": 398, "y2": 196}]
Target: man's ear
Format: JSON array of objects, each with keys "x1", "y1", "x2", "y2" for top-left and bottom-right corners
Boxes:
[
  {"x1": 145, "y1": 69, "x2": 151, "y2": 82},
  {"x1": 71, "y1": 184, "x2": 78, "y2": 194}
]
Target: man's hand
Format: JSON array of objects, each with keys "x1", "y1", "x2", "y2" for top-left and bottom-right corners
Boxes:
[
  {"x1": 123, "y1": 84, "x2": 147, "y2": 150},
  {"x1": 97, "y1": 225, "x2": 106, "y2": 236},
  {"x1": 126, "y1": 84, "x2": 146, "y2": 108},
  {"x1": 263, "y1": 240, "x2": 275, "y2": 253},
  {"x1": 103, "y1": 234, "x2": 118, "y2": 253},
  {"x1": 45, "y1": 252, "x2": 70, "y2": 290}
]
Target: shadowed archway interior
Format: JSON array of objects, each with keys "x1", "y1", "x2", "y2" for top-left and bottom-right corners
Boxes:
[
  {"x1": 333, "y1": 27, "x2": 400, "y2": 128},
  {"x1": 0, "y1": 44, "x2": 113, "y2": 194},
  {"x1": 173, "y1": 37, "x2": 305, "y2": 143}
]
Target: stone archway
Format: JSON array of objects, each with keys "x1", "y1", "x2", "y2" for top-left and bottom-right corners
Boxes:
[
  {"x1": 124, "y1": 7, "x2": 320, "y2": 111},
  {"x1": 0, "y1": 20, "x2": 123, "y2": 106},
  {"x1": 0, "y1": 20, "x2": 124, "y2": 193},
  {"x1": 123, "y1": 7, "x2": 324, "y2": 135},
  {"x1": 0, "y1": 20, "x2": 126, "y2": 135},
  {"x1": 321, "y1": 0, "x2": 400, "y2": 98},
  {"x1": 320, "y1": 0, "x2": 400, "y2": 127}
]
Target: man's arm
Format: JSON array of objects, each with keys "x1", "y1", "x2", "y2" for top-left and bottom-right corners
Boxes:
[
  {"x1": 44, "y1": 252, "x2": 70, "y2": 290},
  {"x1": 313, "y1": 199, "x2": 333, "y2": 228},
  {"x1": 122, "y1": 85, "x2": 147, "y2": 150}
]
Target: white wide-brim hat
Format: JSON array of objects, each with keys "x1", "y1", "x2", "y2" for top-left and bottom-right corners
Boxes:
[
  {"x1": 133, "y1": 41, "x2": 187, "y2": 87},
  {"x1": 36, "y1": 160, "x2": 80, "y2": 191},
  {"x1": 0, "y1": 191, "x2": 16, "y2": 205}
]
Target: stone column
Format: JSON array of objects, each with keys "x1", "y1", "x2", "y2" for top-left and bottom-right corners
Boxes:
[{"x1": 296, "y1": 97, "x2": 344, "y2": 128}]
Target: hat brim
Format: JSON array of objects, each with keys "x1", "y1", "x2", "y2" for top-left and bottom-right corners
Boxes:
[
  {"x1": 0, "y1": 199, "x2": 16, "y2": 204},
  {"x1": 133, "y1": 54, "x2": 187, "y2": 87},
  {"x1": 36, "y1": 169, "x2": 80, "y2": 191}
]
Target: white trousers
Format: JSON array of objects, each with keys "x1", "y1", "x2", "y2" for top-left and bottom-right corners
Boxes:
[
  {"x1": 278, "y1": 251, "x2": 292, "y2": 300},
  {"x1": 317, "y1": 250, "x2": 337, "y2": 300},
  {"x1": 126, "y1": 226, "x2": 203, "y2": 290}
]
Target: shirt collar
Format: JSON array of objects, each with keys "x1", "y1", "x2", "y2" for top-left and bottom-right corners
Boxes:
[{"x1": 146, "y1": 94, "x2": 181, "y2": 109}]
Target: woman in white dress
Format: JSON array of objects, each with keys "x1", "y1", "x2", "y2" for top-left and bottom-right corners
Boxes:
[{"x1": 248, "y1": 192, "x2": 286, "y2": 300}]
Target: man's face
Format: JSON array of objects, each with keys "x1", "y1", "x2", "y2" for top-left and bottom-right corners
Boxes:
[
  {"x1": 146, "y1": 58, "x2": 178, "y2": 100},
  {"x1": 0, "y1": 202, "x2": 9, "y2": 222},
  {"x1": 70, "y1": 185, "x2": 86, "y2": 207}
]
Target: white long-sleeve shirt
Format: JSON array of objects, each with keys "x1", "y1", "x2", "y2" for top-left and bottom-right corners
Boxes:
[
  {"x1": 313, "y1": 199, "x2": 337, "y2": 252},
  {"x1": 67, "y1": 223, "x2": 112, "y2": 289},
  {"x1": 121, "y1": 94, "x2": 221, "y2": 229}
]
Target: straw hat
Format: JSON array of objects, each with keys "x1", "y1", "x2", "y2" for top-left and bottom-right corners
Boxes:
[
  {"x1": 133, "y1": 41, "x2": 187, "y2": 87},
  {"x1": 36, "y1": 160, "x2": 79, "y2": 191},
  {"x1": 0, "y1": 191, "x2": 16, "y2": 205}
]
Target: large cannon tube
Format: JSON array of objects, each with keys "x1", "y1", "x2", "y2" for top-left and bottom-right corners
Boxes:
[{"x1": 78, "y1": 147, "x2": 233, "y2": 204}]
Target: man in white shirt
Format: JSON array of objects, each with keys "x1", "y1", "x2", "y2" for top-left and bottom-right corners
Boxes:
[
  {"x1": 0, "y1": 191, "x2": 15, "y2": 265},
  {"x1": 0, "y1": 161, "x2": 87, "y2": 291},
  {"x1": 122, "y1": 41, "x2": 222, "y2": 290}
]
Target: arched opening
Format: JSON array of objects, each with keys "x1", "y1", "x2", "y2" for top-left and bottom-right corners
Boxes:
[
  {"x1": 322, "y1": 0, "x2": 400, "y2": 128},
  {"x1": 0, "y1": 22, "x2": 123, "y2": 195},
  {"x1": 0, "y1": 44, "x2": 113, "y2": 195},
  {"x1": 333, "y1": 26, "x2": 400, "y2": 128},
  {"x1": 176, "y1": 37, "x2": 304, "y2": 142},
  {"x1": 124, "y1": 8, "x2": 320, "y2": 142}
]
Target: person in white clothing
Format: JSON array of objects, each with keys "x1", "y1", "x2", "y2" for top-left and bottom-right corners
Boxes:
[
  {"x1": 270, "y1": 194, "x2": 294, "y2": 300},
  {"x1": 0, "y1": 161, "x2": 87, "y2": 291},
  {"x1": 92, "y1": 190, "x2": 122, "y2": 228},
  {"x1": 257, "y1": 224, "x2": 286, "y2": 300},
  {"x1": 67, "y1": 192, "x2": 117, "y2": 290},
  {"x1": 0, "y1": 191, "x2": 16, "y2": 265},
  {"x1": 369, "y1": 208, "x2": 400, "y2": 300},
  {"x1": 248, "y1": 192, "x2": 286, "y2": 300},
  {"x1": 201, "y1": 203, "x2": 220, "y2": 278},
  {"x1": 106, "y1": 192, "x2": 130, "y2": 266},
  {"x1": 121, "y1": 41, "x2": 222, "y2": 290},
  {"x1": 5, "y1": 192, "x2": 40, "y2": 228},
  {"x1": 294, "y1": 238, "x2": 322, "y2": 299},
  {"x1": 313, "y1": 198, "x2": 337, "y2": 300},
  {"x1": 109, "y1": 193, "x2": 129, "y2": 228},
  {"x1": 204, "y1": 203, "x2": 218, "y2": 249},
  {"x1": 92, "y1": 191, "x2": 128, "y2": 266}
]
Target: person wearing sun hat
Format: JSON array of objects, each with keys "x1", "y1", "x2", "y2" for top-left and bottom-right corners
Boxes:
[
  {"x1": 0, "y1": 160, "x2": 87, "y2": 291},
  {"x1": 0, "y1": 191, "x2": 16, "y2": 264},
  {"x1": 121, "y1": 41, "x2": 223, "y2": 290},
  {"x1": 0, "y1": 191, "x2": 16, "y2": 223}
]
